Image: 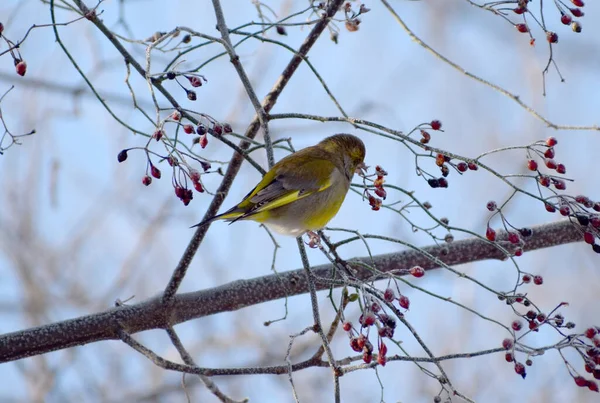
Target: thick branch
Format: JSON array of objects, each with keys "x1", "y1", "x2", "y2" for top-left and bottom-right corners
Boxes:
[{"x1": 0, "y1": 220, "x2": 582, "y2": 363}]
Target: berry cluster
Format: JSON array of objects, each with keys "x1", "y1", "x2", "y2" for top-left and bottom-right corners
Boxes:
[
  {"x1": 508, "y1": 0, "x2": 585, "y2": 44},
  {"x1": 363, "y1": 165, "x2": 387, "y2": 211},
  {"x1": 500, "y1": 296, "x2": 600, "y2": 393},
  {"x1": 343, "y1": 286, "x2": 413, "y2": 367},
  {"x1": 343, "y1": 2, "x2": 370, "y2": 33},
  {"x1": 163, "y1": 71, "x2": 207, "y2": 101},
  {"x1": 117, "y1": 109, "x2": 232, "y2": 206}
]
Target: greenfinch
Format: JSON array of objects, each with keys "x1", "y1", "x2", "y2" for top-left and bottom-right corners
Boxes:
[{"x1": 192, "y1": 134, "x2": 366, "y2": 236}]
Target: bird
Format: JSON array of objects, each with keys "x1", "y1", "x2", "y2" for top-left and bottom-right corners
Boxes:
[{"x1": 191, "y1": 133, "x2": 366, "y2": 237}]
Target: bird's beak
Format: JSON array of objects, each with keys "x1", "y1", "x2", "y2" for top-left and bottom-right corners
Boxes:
[{"x1": 355, "y1": 162, "x2": 367, "y2": 175}]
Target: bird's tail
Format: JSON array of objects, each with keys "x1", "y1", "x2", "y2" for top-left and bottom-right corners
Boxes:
[{"x1": 190, "y1": 206, "x2": 245, "y2": 229}]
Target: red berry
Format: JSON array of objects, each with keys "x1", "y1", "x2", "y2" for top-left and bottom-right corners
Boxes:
[
  {"x1": 362, "y1": 313, "x2": 376, "y2": 327},
  {"x1": 571, "y1": 8, "x2": 584, "y2": 17},
  {"x1": 409, "y1": 266, "x2": 425, "y2": 278},
  {"x1": 362, "y1": 352, "x2": 372, "y2": 364},
  {"x1": 213, "y1": 124, "x2": 223, "y2": 135},
  {"x1": 457, "y1": 162, "x2": 468, "y2": 172},
  {"x1": 508, "y1": 232, "x2": 520, "y2": 244},
  {"x1": 502, "y1": 338, "x2": 514, "y2": 350},
  {"x1": 571, "y1": 0, "x2": 584, "y2": 7},
  {"x1": 350, "y1": 338, "x2": 361, "y2": 352},
  {"x1": 487, "y1": 201, "x2": 497, "y2": 211},
  {"x1": 546, "y1": 137, "x2": 558, "y2": 147},
  {"x1": 223, "y1": 123, "x2": 233, "y2": 133},
  {"x1": 430, "y1": 120, "x2": 442, "y2": 130},
  {"x1": 151, "y1": 165, "x2": 161, "y2": 179},
  {"x1": 142, "y1": 175, "x2": 152, "y2": 186},
  {"x1": 0, "y1": 22, "x2": 3, "y2": 35},
  {"x1": 553, "y1": 179, "x2": 566, "y2": 190},
  {"x1": 377, "y1": 354, "x2": 386, "y2": 367},
  {"x1": 522, "y1": 274, "x2": 531, "y2": 283},
  {"x1": 486, "y1": 227, "x2": 497, "y2": 241},
  {"x1": 188, "y1": 76, "x2": 202, "y2": 87},
  {"x1": 193, "y1": 182, "x2": 204, "y2": 193},
  {"x1": 512, "y1": 320, "x2": 523, "y2": 331},
  {"x1": 545, "y1": 203, "x2": 556, "y2": 213},
  {"x1": 591, "y1": 216, "x2": 600, "y2": 228},
  {"x1": 514, "y1": 248, "x2": 523, "y2": 257},
  {"x1": 561, "y1": 14, "x2": 572, "y2": 25},
  {"x1": 544, "y1": 148, "x2": 555, "y2": 159},
  {"x1": 546, "y1": 32, "x2": 558, "y2": 44},
  {"x1": 171, "y1": 111, "x2": 181, "y2": 121},
  {"x1": 545, "y1": 159, "x2": 557, "y2": 169},
  {"x1": 584, "y1": 231, "x2": 595, "y2": 244},
  {"x1": 589, "y1": 381, "x2": 599, "y2": 393},
  {"x1": 375, "y1": 187, "x2": 387, "y2": 199},
  {"x1": 199, "y1": 134, "x2": 208, "y2": 149},
  {"x1": 468, "y1": 162, "x2": 478, "y2": 171},
  {"x1": 538, "y1": 176, "x2": 550, "y2": 187},
  {"x1": 533, "y1": 275, "x2": 543, "y2": 285},
  {"x1": 513, "y1": 7, "x2": 526, "y2": 14},
  {"x1": 556, "y1": 163, "x2": 566, "y2": 174},
  {"x1": 505, "y1": 352, "x2": 514, "y2": 362},
  {"x1": 398, "y1": 295, "x2": 410, "y2": 310},
  {"x1": 595, "y1": 203, "x2": 600, "y2": 212},
  {"x1": 575, "y1": 376, "x2": 588, "y2": 387},
  {"x1": 529, "y1": 320, "x2": 538, "y2": 331},
  {"x1": 383, "y1": 288, "x2": 395, "y2": 302},
  {"x1": 537, "y1": 313, "x2": 546, "y2": 323},
  {"x1": 15, "y1": 60, "x2": 27, "y2": 76},
  {"x1": 527, "y1": 160, "x2": 538, "y2": 171},
  {"x1": 342, "y1": 322, "x2": 352, "y2": 332},
  {"x1": 515, "y1": 23, "x2": 529, "y2": 33},
  {"x1": 585, "y1": 327, "x2": 598, "y2": 339},
  {"x1": 559, "y1": 205, "x2": 570, "y2": 216},
  {"x1": 514, "y1": 362, "x2": 526, "y2": 378},
  {"x1": 153, "y1": 129, "x2": 164, "y2": 141},
  {"x1": 183, "y1": 124, "x2": 194, "y2": 134}
]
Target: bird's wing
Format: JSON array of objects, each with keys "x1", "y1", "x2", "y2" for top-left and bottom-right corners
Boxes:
[{"x1": 230, "y1": 152, "x2": 337, "y2": 220}]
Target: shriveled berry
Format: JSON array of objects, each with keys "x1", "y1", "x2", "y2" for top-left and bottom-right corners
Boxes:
[
  {"x1": 362, "y1": 352, "x2": 372, "y2": 364},
  {"x1": 375, "y1": 187, "x2": 387, "y2": 199},
  {"x1": 533, "y1": 275, "x2": 543, "y2": 285},
  {"x1": 431, "y1": 120, "x2": 442, "y2": 130},
  {"x1": 525, "y1": 359, "x2": 533, "y2": 366},
  {"x1": 508, "y1": 232, "x2": 520, "y2": 244},
  {"x1": 519, "y1": 228, "x2": 533, "y2": 238},
  {"x1": 187, "y1": 90, "x2": 197, "y2": 101},
  {"x1": 487, "y1": 201, "x2": 497, "y2": 211},
  {"x1": 223, "y1": 123, "x2": 233, "y2": 133},
  {"x1": 576, "y1": 214, "x2": 590, "y2": 226},
  {"x1": 117, "y1": 150, "x2": 128, "y2": 162},
  {"x1": 438, "y1": 178, "x2": 448, "y2": 188},
  {"x1": 276, "y1": 25, "x2": 287, "y2": 35},
  {"x1": 213, "y1": 124, "x2": 223, "y2": 135},
  {"x1": 142, "y1": 175, "x2": 152, "y2": 186},
  {"x1": 572, "y1": 21, "x2": 582, "y2": 33},
  {"x1": 428, "y1": 178, "x2": 440, "y2": 188}
]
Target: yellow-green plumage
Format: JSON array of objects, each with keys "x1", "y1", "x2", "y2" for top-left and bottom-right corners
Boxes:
[{"x1": 192, "y1": 134, "x2": 366, "y2": 236}]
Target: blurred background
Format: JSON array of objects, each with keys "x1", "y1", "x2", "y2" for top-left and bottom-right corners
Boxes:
[{"x1": 1, "y1": 0, "x2": 599, "y2": 402}]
